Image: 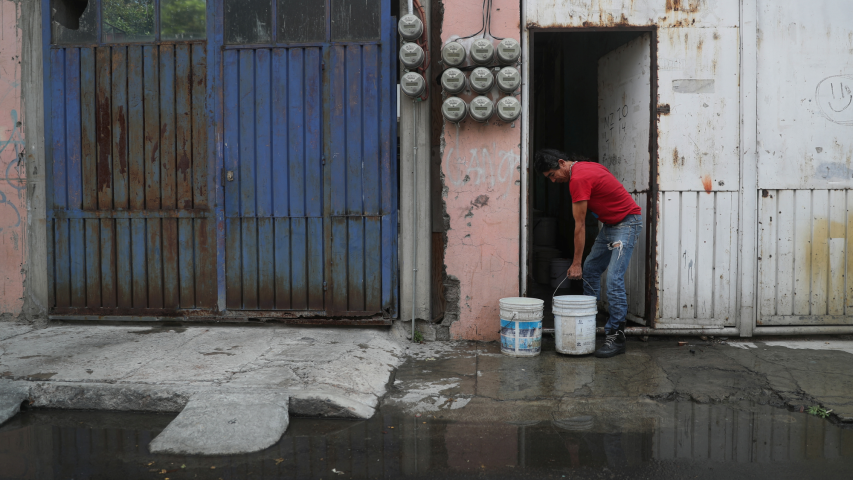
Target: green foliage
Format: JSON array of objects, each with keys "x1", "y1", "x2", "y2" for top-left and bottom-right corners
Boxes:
[
  {"x1": 102, "y1": 0, "x2": 155, "y2": 37},
  {"x1": 806, "y1": 405, "x2": 832, "y2": 418},
  {"x1": 413, "y1": 330, "x2": 424, "y2": 343},
  {"x1": 101, "y1": 0, "x2": 206, "y2": 40},
  {"x1": 161, "y1": 0, "x2": 206, "y2": 39}
]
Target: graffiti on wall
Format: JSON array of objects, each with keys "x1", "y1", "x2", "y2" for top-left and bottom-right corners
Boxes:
[
  {"x1": 0, "y1": 109, "x2": 23, "y2": 233},
  {"x1": 816, "y1": 75, "x2": 853, "y2": 126},
  {"x1": 444, "y1": 126, "x2": 520, "y2": 202}
]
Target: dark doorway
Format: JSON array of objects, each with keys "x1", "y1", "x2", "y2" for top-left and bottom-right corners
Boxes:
[{"x1": 529, "y1": 30, "x2": 656, "y2": 328}]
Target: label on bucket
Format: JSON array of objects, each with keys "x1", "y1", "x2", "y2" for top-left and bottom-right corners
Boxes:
[
  {"x1": 554, "y1": 314, "x2": 596, "y2": 355},
  {"x1": 500, "y1": 319, "x2": 542, "y2": 356}
]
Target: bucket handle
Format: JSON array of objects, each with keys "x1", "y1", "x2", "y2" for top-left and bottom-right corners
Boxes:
[{"x1": 552, "y1": 274, "x2": 595, "y2": 302}]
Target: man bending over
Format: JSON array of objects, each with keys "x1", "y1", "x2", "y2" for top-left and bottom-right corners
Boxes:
[{"x1": 534, "y1": 149, "x2": 643, "y2": 358}]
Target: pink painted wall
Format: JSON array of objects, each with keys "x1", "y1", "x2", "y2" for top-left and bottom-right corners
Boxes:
[
  {"x1": 442, "y1": 0, "x2": 522, "y2": 340},
  {"x1": 0, "y1": 0, "x2": 24, "y2": 317}
]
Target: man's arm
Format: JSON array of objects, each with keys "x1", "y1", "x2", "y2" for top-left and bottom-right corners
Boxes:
[{"x1": 568, "y1": 201, "x2": 588, "y2": 279}]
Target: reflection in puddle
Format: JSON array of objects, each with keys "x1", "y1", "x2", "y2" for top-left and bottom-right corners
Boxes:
[{"x1": 0, "y1": 403, "x2": 852, "y2": 478}]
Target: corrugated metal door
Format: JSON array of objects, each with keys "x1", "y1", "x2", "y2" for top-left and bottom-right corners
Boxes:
[
  {"x1": 755, "y1": 1, "x2": 853, "y2": 327},
  {"x1": 224, "y1": 48, "x2": 325, "y2": 311},
  {"x1": 222, "y1": 2, "x2": 398, "y2": 316},
  {"x1": 48, "y1": 44, "x2": 217, "y2": 315}
]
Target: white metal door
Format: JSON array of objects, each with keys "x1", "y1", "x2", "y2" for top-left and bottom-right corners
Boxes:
[
  {"x1": 596, "y1": 33, "x2": 651, "y2": 323},
  {"x1": 755, "y1": 0, "x2": 853, "y2": 327}
]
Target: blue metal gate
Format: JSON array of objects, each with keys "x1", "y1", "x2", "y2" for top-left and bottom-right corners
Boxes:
[
  {"x1": 221, "y1": 2, "x2": 398, "y2": 316},
  {"x1": 44, "y1": 0, "x2": 397, "y2": 319}
]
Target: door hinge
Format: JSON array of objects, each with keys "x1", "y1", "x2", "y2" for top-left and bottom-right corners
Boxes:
[
  {"x1": 323, "y1": 281, "x2": 327, "y2": 291},
  {"x1": 321, "y1": 61, "x2": 325, "y2": 70},
  {"x1": 656, "y1": 104, "x2": 671, "y2": 114},
  {"x1": 221, "y1": 167, "x2": 225, "y2": 187},
  {"x1": 321, "y1": 154, "x2": 326, "y2": 165}
]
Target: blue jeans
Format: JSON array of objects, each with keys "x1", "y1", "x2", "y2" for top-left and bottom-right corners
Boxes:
[{"x1": 582, "y1": 214, "x2": 643, "y2": 331}]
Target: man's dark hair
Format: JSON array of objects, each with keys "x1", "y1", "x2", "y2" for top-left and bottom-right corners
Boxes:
[{"x1": 533, "y1": 149, "x2": 590, "y2": 174}]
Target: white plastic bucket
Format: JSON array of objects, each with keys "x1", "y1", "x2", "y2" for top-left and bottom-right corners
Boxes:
[
  {"x1": 499, "y1": 297, "x2": 544, "y2": 357},
  {"x1": 553, "y1": 295, "x2": 597, "y2": 355}
]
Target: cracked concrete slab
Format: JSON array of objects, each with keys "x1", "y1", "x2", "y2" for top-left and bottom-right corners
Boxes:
[
  {"x1": 0, "y1": 324, "x2": 405, "y2": 421},
  {"x1": 148, "y1": 391, "x2": 290, "y2": 455}
]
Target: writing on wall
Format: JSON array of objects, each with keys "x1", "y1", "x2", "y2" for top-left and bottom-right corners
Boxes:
[
  {"x1": 601, "y1": 104, "x2": 629, "y2": 144},
  {"x1": 816, "y1": 75, "x2": 853, "y2": 126}
]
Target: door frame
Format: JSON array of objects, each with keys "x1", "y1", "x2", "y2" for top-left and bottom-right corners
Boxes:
[{"x1": 522, "y1": 26, "x2": 659, "y2": 326}]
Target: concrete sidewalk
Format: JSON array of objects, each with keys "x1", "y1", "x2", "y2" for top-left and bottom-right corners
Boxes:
[
  {"x1": 0, "y1": 323, "x2": 404, "y2": 453},
  {"x1": 384, "y1": 335, "x2": 853, "y2": 425}
]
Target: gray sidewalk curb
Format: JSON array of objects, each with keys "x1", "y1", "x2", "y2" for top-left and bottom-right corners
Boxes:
[{"x1": 0, "y1": 380, "x2": 376, "y2": 420}]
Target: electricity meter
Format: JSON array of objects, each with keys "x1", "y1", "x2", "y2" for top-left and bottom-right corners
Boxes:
[
  {"x1": 400, "y1": 72, "x2": 426, "y2": 98},
  {"x1": 496, "y1": 38, "x2": 521, "y2": 64},
  {"x1": 398, "y1": 14, "x2": 424, "y2": 41},
  {"x1": 496, "y1": 66, "x2": 521, "y2": 93},
  {"x1": 442, "y1": 97, "x2": 468, "y2": 123},
  {"x1": 496, "y1": 96, "x2": 522, "y2": 122},
  {"x1": 440, "y1": 68, "x2": 467, "y2": 95},
  {"x1": 441, "y1": 42, "x2": 466, "y2": 67},
  {"x1": 469, "y1": 96, "x2": 494, "y2": 122},
  {"x1": 469, "y1": 39, "x2": 494, "y2": 65},
  {"x1": 399, "y1": 43, "x2": 425, "y2": 70},
  {"x1": 469, "y1": 67, "x2": 494, "y2": 94}
]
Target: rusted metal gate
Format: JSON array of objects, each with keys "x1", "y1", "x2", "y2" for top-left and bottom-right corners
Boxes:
[
  {"x1": 222, "y1": 3, "x2": 398, "y2": 317},
  {"x1": 48, "y1": 44, "x2": 217, "y2": 315},
  {"x1": 45, "y1": 1, "x2": 397, "y2": 319}
]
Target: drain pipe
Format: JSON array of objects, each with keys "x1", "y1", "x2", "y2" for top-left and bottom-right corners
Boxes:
[{"x1": 411, "y1": 101, "x2": 418, "y2": 342}]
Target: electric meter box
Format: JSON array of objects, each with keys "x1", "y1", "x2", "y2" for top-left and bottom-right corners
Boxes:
[
  {"x1": 469, "y1": 67, "x2": 495, "y2": 94},
  {"x1": 441, "y1": 68, "x2": 467, "y2": 95},
  {"x1": 496, "y1": 66, "x2": 521, "y2": 93},
  {"x1": 398, "y1": 14, "x2": 424, "y2": 41},
  {"x1": 496, "y1": 38, "x2": 521, "y2": 64},
  {"x1": 469, "y1": 96, "x2": 494, "y2": 122},
  {"x1": 400, "y1": 72, "x2": 426, "y2": 98},
  {"x1": 496, "y1": 96, "x2": 522, "y2": 122},
  {"x1": 441, "y1": 42, "x2": 466, "y2": 67},
  {"x1": 400, "y1": 43, "x2": 425, "y2": 70},
  {"x1": 442, "y1": 97, "x2": 468, "y2": 123},
  {"x1": 469, "y1": 39, "x2": 495, "y2": 65}
]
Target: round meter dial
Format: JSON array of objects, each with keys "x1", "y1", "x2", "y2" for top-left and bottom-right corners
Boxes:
[
  {"x1": 469, "y1": 96, "x2": 494, "y2": 122},
  {"x1": 440, "y1": 68, "x2": 467, "y2": 95},
  {"x1": 398, "y1": 14, "x2": 424, "y2": 41},
  {"x1": 496, "y1": 66, "x2": 521, "y2": 93},
  {"x1": 442, "y1": 97, "x2": 468, "y2": 123},
  {"x1": 400, "y1": 72, "x2": 426, "y2": 98},
  {"x1": 469, "y1": 39, "x2": 495, "y2": 65},
  {"x1": 399, "y1": 43, "x2": 425, "y2": 70},
  {"x1": 496, "y1": 38, "x2": 521, "y2": 64},
  {"x1": 469, "y1": 67, "x2": 495, "y2": 94},
  {"x1": 496, "y1": 96, "x2": 521, "y2": 122},
  {"x1": 441, "y1": 42, "x2": 466, "y2": 67}
]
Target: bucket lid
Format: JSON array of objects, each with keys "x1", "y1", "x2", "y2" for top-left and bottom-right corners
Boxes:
[
  {"x1": 553, "y1": 295, "x2": 596, "y2": 307},
  {"x1": 499, "y1": 297, "x2": 544, "y2": 308}
]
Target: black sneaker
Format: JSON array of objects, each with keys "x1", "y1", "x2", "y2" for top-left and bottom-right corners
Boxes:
[{"x1": 594, "y1": 329, "x2": 626, "y2": 358}]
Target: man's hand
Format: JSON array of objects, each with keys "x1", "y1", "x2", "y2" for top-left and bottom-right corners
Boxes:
[{"x1": 567, "y1": 263, "x2": 582, "y2": 279}]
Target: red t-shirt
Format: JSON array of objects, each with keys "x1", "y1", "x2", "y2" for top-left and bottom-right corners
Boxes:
[{"x1": 569, "y1": 162, "x2": 641, "y2": 224}]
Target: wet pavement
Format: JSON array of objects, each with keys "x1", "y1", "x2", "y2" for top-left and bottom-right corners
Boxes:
[{"x1": 1, "y1": 336, "x2": 853, "y2": 478}]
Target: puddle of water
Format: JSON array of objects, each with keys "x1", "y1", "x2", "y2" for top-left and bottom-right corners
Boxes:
[{"x1": 0, "y1": 403, "x2": 852, "y2": 479}]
